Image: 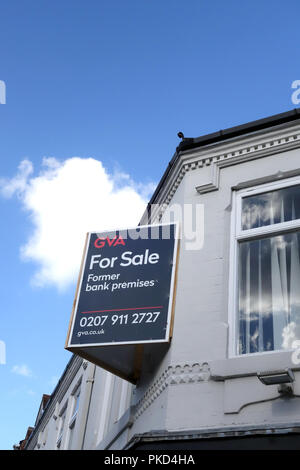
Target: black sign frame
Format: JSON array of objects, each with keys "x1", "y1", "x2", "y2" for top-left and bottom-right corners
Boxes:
[{"x1": 65, "y1": 223, "x2": 179, "y2": 382}]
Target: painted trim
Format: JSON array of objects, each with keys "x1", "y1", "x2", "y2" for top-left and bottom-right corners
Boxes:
[
  {"x1": 141, "y1": 122, "x2": 300, "y2": 223},
  {"x1": 228, "y1": 175, "x2": 300, "y2": 358}
]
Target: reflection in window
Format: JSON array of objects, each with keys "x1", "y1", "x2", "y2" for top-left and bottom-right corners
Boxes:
[
  {"x1": 238, "y1": 231, "x2": 300, "y2": 354},
  {"x1": 71, "y1": 388, "x2": 80, "y2": 421},
  {"x1": 74, "y1": 389, "x2": 80, "y2": 414},
  {"x1": 242, "y1": 184, "x2": 300, "y2": 230}
]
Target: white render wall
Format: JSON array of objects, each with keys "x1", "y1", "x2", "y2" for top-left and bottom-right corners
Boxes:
[
  {"x1": 27, "y1": 119, "x2": 300, "y2": 450},
  {"x1": 122, "y1": 120, "x2": 300, "y2": 445}
]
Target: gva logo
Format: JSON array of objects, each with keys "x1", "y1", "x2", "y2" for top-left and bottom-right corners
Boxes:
[
  {"x1": 0, "y1": 81, "x2": 6, "y2": 104},
  {"x1": 94, "y1": 235, "x2": 126, "y2": 249}
]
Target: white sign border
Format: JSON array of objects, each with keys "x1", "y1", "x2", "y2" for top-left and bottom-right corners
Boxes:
[{"x1": 66, "y1": 222, "x2": 180, "y2": 348}]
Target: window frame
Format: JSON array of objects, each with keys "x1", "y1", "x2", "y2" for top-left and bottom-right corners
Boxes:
[
  {"x1": 228, "y1": 175, "x2": 300, "y2": 358},
  {"x1": 69, "y1": 383, "x2": 81, "y2": 428},
  {"x1": 56, "y1": 403, "x2": 67, "y2": 449}
]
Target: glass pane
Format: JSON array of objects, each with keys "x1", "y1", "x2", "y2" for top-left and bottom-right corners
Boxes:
[
  {"x1": 238, "y1": 230, "x2": 300, "y2": 354},
  {"x1": 74, "y1": 390, "x2": 80, "y2": 414},
  {"x1": 242, "y1": 184, "x2": 300, "y2": 230}
]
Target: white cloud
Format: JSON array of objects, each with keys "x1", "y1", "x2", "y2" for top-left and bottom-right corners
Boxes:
[
  {"x1": 0, "y1": 157, "x2": 155, "y2": 289},
  {"x1": 0, "y1": 159, "x2": 33, "y2": 197},
  {"x1": 282, "y1": 321, "x2": 300, "y2": 349},
  {"x1": 11, "y1": 364, "x2": 33, "y2": 377}
]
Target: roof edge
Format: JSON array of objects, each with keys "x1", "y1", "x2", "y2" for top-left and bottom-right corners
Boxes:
[
  {"x1": 146, "y1": 108, "x2": 300, "y2": 212},
  {"x1": 177, "y1": 108, "x2": 300, "y2": 153}
]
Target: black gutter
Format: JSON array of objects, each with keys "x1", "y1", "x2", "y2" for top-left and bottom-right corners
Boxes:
[
  {"x1": 146, "y1": 108, "x2": 300, "y2": 213},
  {"x1": 177, "y1": 108, "x2": 300, "y2": 153}
]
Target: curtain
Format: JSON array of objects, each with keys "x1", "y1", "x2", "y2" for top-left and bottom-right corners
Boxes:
[
  {"x1": 239, "y1": 185, "x2": 300, "y2": 354},
  {"x1": 238, "y1": 230, "x2": 300, "y2": 354}
]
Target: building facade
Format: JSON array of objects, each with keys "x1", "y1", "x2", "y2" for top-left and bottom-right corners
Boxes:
[{"x1": 25, "y1": 109, "x2": 300, "y2": 450}]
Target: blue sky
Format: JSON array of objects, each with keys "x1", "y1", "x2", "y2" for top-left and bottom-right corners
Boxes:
[{"x1": 0, "y1": 0, "x2": 300, "y2": 450}]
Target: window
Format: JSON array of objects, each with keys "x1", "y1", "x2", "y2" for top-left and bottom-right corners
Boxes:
[
  {"x1": 231, "y1": 178, "x2": 300, "y2": 356},
  {"x1": 68, "y1": 385, "x2": 81, "y2": 449},
  {"x1": 70, "y1": 387, "x2": 80, "y2": 424},
  {"x1": 56, "y1": 408, "x2": 66, "y2": 449}
]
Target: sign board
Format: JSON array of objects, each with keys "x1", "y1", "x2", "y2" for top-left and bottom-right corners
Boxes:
[{"x1": 65, "y1": 223, "x2": 179, "y2": 382}]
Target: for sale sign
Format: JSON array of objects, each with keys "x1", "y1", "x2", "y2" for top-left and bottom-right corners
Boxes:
[{"x1": 66, "y1": 223, "x2": 179, "y2": 355}]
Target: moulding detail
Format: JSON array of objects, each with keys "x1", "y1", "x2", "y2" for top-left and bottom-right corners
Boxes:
[
  {"x1": 195, "y1": 134, "x2": 300, "y2": 195},
  {"x1": 134, "y1": 362, "x2": 211, "y2": 421},
  {"x1": 147, "y1": 131, "x2": 300, "y2": 222}
]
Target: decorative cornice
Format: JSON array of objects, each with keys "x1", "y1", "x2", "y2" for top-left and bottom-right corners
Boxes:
[
  {"x1": 125, "y1": 421, "x2": 300, "y2": 450},
  {"x1": 195, "y1": 132, "x2": 300, "y2": 195},
  {"x1": 144, "y1": 126, "x2": 300, "y2": 222},
  {"x1": 134, "y1": 362, "x2": 211, "y2": 421}
]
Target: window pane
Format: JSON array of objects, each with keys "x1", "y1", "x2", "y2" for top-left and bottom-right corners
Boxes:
[
  {"x1": 238, "y1": 230, "x2": 300, "y2": 354},
  {"x1": 242, "y1": 184, "x2": 300, "y2": 230},
  {"x1": 57, "y1": 410, "x2": 66, "y2": 448},
  {"x1": 74, "y1": 390, "x2": 80, "y2": 414}
]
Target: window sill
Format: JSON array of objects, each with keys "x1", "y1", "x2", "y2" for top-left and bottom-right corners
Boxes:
[{"x1": 210, "y1": 349, "x2": 300, "y2": 381}]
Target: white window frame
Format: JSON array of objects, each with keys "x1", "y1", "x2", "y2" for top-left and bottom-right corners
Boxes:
[
  {"x1": 69, "y1": 382, "x2": 81, "y2": 427},
  {"x1": 228, "y1": 175, "x2": 300, "y2": 358},
  {"x1": 56, "y1": 402, "x2": 67, "y2": 449}
]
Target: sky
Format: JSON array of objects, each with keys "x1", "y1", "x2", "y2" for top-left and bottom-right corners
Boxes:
[{"x1": 0, "y1": 0, "x2": 300, "y2": 450}]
